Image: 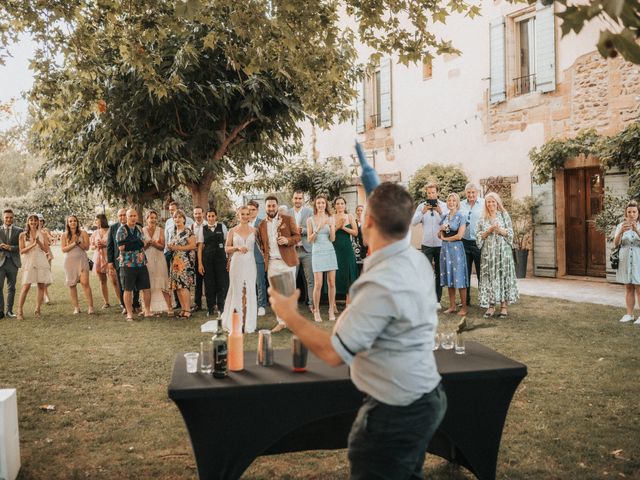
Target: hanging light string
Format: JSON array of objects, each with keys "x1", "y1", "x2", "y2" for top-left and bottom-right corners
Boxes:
[{"x1": 311, "y1": 113, "x2": 481, "y2": 164}]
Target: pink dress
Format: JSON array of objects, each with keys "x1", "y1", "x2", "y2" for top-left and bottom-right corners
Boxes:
[{"x1": 90, "y1": 228, "x2": 109, "y2": 274}]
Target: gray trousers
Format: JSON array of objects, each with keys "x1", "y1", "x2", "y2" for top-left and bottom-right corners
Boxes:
[
  {"x1": 296, "y1": 247, "x2": 314, "y2": 306},
  {"x1": 0, "y1": 260, "x2": 19, "y2": 313}
]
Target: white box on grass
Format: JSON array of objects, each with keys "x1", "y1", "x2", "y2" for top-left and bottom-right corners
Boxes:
[{"x1": 0, "y1": 389, "x2": 20, "y2": 480}]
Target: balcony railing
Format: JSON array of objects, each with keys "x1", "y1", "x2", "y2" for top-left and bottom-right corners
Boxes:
[
  {"x1": 513, "y1": 74, "x2": 536, "y2": 96},
  {"x1": 369, "y1": 113, "x2": 381, "y2": 129}
]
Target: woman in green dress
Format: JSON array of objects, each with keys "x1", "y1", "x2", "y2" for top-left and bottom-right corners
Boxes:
[
  {"x1": 476, "y1": 192, "x2": 519, "y2": 318},
  {"x1": 332, "y1": 197, "x2": 359, "y2": 305}
]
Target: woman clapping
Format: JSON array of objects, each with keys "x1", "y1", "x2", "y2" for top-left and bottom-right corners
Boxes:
[
  {"x1": 61, "y1": 215, "x2": 95, "y2": 315},
  {"x1": 168, "y1": 210, "x2": 197, "y2": 318},
  {"x1": 17, "y1": 214, "x2": 51, "y2": 320}
]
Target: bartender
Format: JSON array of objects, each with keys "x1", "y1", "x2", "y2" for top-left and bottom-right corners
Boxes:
[
  {"x1": 269, "y1": 183, "x2": 447, "y2": 479},
  {"x1": 197, "y1": 207, "x2": 229, "y2": 317}
]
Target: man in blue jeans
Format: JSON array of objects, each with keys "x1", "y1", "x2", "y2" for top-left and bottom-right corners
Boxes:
[{"x1": 269, "y1": 183, "x2": 446, "y2": 479}]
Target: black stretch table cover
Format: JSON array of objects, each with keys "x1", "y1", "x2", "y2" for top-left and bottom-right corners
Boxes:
[{"x1": 168, "y1": 341, "x2": 527, "y2": 480}]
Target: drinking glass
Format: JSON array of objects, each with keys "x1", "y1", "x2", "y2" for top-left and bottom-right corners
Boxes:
[
  {"x1": 200, "y1": 340, "x2": 213, "y2": 374},
  {"x1": 432, "y1": 332, "x2": 441, "y2": 351},
  {"x1": 455, "y1": 333, "x2": 466, "y2": 355},
  {"x1": 184, "y1": 352, "x2": 199, "y2": 373},
  {"x1": 441, "y1": 333, "x2": 455, "y2": 350}
]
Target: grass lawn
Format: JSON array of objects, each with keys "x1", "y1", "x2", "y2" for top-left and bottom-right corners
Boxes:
[{"x1": 1, "y1": 247, "x2": 639, "y2": 479}]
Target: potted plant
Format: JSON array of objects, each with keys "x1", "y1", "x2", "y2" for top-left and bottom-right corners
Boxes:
[{"x1": 509, "y1": 196, "x2": 540, "y2": 278}]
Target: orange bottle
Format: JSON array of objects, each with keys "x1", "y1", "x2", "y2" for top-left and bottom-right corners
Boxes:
[{"x1": 228, "y1": 310, "x2": 244, "y2": 372}]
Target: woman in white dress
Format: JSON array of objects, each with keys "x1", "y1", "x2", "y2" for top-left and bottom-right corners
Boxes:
[
  {"x1": 143, "y1": 210, "x2": 173, "y2": 315},
  {"x1": 221, "y1": 206, "x2": 257, "y2": 333},
  {"x1": 17, "y1": 214, "x2": 52, "y2": 320}
]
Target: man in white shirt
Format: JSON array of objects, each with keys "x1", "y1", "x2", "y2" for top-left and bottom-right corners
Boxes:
[
  {"x1": 460, "y1": 183, "x2": 485, "y2": 306},
  {"x1": 192, "y1": 206, "x2": 207, "y2": 312},
  {"x1": 412, "y1": 182, "x2": 448, "y2": 309},
  {"x1": 288, "y1": 190, "x2": 314, "y2": 312}
]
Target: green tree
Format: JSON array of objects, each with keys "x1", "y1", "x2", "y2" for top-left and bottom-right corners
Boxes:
[
  {"x1": 1, "y1": 0, "x2": 479, "y2": 205},
  {"x1": 407, "y1": 163, "x2": 468, "y2": 203},
  {"x1": 551, "y1": 0, "x2": 640, "y2": 64}
]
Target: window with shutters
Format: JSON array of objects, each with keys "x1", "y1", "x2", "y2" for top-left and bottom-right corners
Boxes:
[
  {"x1": 515, "y1": 14, "x2": 536, "y2": 95},
  {"x1": 362, "y1": 58, "x2": 392, "y2": 130}
]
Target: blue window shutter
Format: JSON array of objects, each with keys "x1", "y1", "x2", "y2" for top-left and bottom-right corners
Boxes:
[
  {"x1": 380, "y1": 58, "x2": 392, "y2": 128},
  {"x1": 535, "y1": 1, "x2": 556, "y2": 93},
  {"x1": 490, "y1": 17, "x2": 506, "y2": 104},
  {"x1": 356, "y1": 80, "x2": 365, "y2": 133}
]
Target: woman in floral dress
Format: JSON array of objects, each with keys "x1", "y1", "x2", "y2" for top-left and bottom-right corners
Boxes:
[
  {"x1": 167, "y1": 210, "x2": 197, "y2": 318},
  {"x1": 476, "y1": 192, "x2": 519, "y2": 318}
]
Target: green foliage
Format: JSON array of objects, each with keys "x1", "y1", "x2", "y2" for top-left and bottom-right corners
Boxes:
[
  {"x1": 594, "y1": 188, "x2": 630, "y2": 241},
  {"x1": 600, "y1": 121, "x2": 640, "y2": 199},
  {"x1": 510, "y1": 196, "x2": 541, "y2": 250},
  {"x1": 0, "y1": 176, "x2": 100, "y2": 230},
  {"x1": 555, "y1": 0, "x2": 640, "y2": 64},
  {"x1": 407, "y1": 163, "x2": 468, "y2": 203},
  {"x1": 529, "y1": 130, "x2": 602, "y2": 184},
  {"x1": 1, "y1": 0, "x2": 480, "y2": 205},
  {"x1": 233, "y1": 158, "x2": 350, "y2": 200}
]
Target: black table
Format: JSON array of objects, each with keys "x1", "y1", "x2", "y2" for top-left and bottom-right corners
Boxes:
[{"x1": 168, "y1": 341, "x2": 527, "y2": 480}]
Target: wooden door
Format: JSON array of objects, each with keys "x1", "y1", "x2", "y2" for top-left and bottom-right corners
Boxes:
[{"x1": 564, "y1": 168, "x2": 606, "y2": 277}]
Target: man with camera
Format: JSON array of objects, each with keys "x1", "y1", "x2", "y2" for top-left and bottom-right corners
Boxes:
[{"x1": 412, "y1": 182, "x2": 448, "y2": 309}]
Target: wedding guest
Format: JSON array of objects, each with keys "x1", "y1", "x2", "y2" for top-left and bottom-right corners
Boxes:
[
  {"x1": 61, "y1": 215, "x2": 94, "y2": 315},
  {"x1": 221, "y1": 206, "x2": 256, "y2": 333},
  {"x1": 289, "y1": 190, "x2": 314, "y2": 312},
  {"x1": 247, "y1": 199, "x2": 267, "y2": 316},
  {"x1": 90, "y1": 214, "x2": 111, "y2": 308},
  {"x1": 0, "y1": 208, "x2": 22, "y2": 318},
  {"x1": 192, "y1": 206, "x2": 207, "y2": 312},
  {"x1": 16, "y1": 214, "x2": 51, "y2": 320},
  {"x1": 268, "y1": 183, "x2": 446, "y2": 479},
  {"x1": 460, "y1": 183, "x2": 485, "y2": 306},
  {"x1": 614, "y1": 200, "x2": 640, "y2": 324},
  {"x1": 116, "y1": 209, "x2": 152, "y2": 321},
  {"x1": 353, "y1": 204, "x2": 367, "y2": 274},
  {"x1": 307, "y1": 195, "x2": 338, "y2": 322},
  {"x1": 412, "y1": 182, "x2": 448, "y2": 309},
  {"x1": 197, "y1": 207, "x2": 229, "y2": 317},
  {"x1": 168, "y1": 209, "x2": 197, "y2": 318},
  {"x1": 256, "y1": 195, "x2": 301, "y2": 332},
  {"x1": 438, "y1": 193, "x2": 468, "y2": 316},
  {"x1": 332, "y1": 196, "x2": 358, "y2": 305},
  {"x1": 164, "y1": 201, "x2": 193, "y2": 308},
  {"x1": 107, "y1": 208, "x2": 130, "y2": 314},
  {"x1": 38, "y1": 214, "x2": 54, "y2": 305},
  {"x1": 476, "y1": 192, "x2": 518, "y2": 318},
  {"x1": 143, "y1": 210, "x2": 173, "y2": 315}
]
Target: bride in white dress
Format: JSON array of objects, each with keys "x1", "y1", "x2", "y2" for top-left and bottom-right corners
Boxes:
[{"x1": 221, "y1": 206, "x2": 257, "y2": 333}]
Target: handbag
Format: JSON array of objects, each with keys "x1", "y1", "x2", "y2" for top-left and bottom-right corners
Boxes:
[
  {"x1": 610, "y1": 245, "x2": 620, "y2": 270},
  {"x1": 88, "y1": 258, "x2": 94, "y2": 271}
]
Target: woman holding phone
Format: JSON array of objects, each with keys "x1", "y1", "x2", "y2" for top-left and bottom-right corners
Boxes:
[{"x1": 614, "y1": 200, "x2": 640, "y2": 324}]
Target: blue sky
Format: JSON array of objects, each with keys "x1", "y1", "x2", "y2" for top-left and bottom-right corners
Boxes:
[{"x1": 0, "y1": 34, "x2": 37, "y2": 130}]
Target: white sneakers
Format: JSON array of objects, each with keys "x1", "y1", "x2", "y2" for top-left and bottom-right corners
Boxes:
[
  {"x1": 620, "y1": 314, "x2": 634, "y2": 323},
  {"x1": 635, "y1": 318, "x2": 640, "y2": 325},
  {"x1": 436, "y1": 303, "x2": 442, "y2": 310},
  {"x1": 257, "y1": 307, "x2": 266, "y2": 316}
]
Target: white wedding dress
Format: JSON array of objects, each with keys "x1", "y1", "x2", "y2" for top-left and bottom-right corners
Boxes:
[{"x1": 221, "y1": 231, "x2": 257, "y2": 333}]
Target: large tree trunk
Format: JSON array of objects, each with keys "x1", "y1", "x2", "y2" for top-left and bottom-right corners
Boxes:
[{"x1": 189, "y1": 179, "x2": 214, "y2": 211}]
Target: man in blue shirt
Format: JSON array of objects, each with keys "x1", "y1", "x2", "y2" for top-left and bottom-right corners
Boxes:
[
  {"x1": 269, "y1": 183, "x2": 446, "y2": 479},
  {"x1": 460, "y1": 183, "x2": 485, "y2": 306}
]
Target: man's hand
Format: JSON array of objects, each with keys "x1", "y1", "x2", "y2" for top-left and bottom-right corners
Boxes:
[
  {"x1": 277, "y1": 236, "x2": 289, "y2": 246},
  {"x1": 268, "y1": 288, "x2": 300, "y2": 323},
  {"x1": 0, "y1": 243, "x2": 9, "y2": 250},
  {"x1": 422, "y1": 204, "x2": 432, "y2": 214}
]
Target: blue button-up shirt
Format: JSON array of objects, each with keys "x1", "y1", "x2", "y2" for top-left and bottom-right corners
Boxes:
[
  {"x1": 330, "y1": 240, "x2": 441, "y2": 406},
  {"x1": 412, "y1": 200, "x2": 449, "y2": 248},
  {"x1": 460, "y1": 198, "x2": 485, "y2": 241}
]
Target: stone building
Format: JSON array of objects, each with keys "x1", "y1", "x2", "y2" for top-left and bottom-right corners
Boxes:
[{"x1": 299, "y1": 0, "x2": 640, "y2": 281}]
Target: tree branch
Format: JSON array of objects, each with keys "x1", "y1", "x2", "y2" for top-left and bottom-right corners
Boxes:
[{"x1": 214, "y1": 117, "x2": 255, "y2": 161}]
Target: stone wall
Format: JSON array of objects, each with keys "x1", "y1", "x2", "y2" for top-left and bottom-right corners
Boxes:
[{"x1": 480, "y1": 51, "x2": 640, "y2": 142}]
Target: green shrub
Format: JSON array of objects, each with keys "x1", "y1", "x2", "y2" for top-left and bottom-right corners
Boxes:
[{"x1": 407, "y1": 163, "x2": 468, "y2": 203}]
